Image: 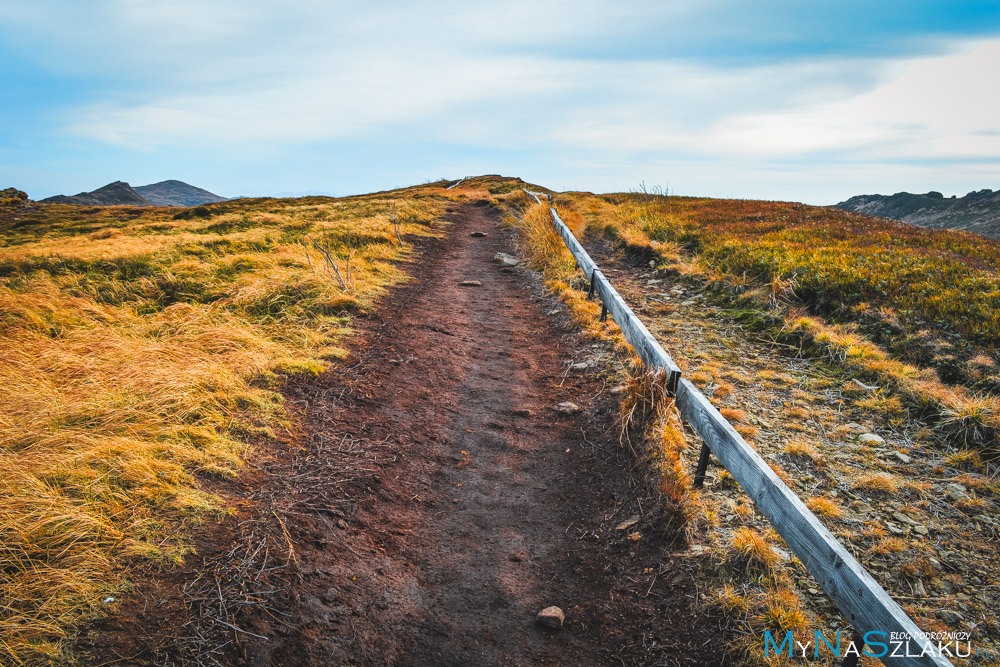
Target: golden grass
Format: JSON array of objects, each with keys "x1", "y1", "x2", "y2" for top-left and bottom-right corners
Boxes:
[
  {"x1": 719, "y1": 407, "x2": 747, "y2": 423},
  {"x1": 873, "y1": 537, "x2": 909, "y2": 554},
  {"x1": 784, "y1": 440, "x2": 823, "y2": 465},
  {"x1": 563, "y1": 189, "x2": 1000, "y2": 455},
  {"x1": 853, "y1": 473, "x2": 900, "y2": 494},
  {"x1": 753, "y1": 587, "x2": 808, "y2": 634},
  {"x1": 805, "y1": 495, "x2": 842, "y2": 518},
  {"x1": 713, "y1": 381, "x2": 735, "y2": 399},
  {"x1": 0, "y1": 185, "x2": 450, "y2": 662},
  {"x1": 728, "y1": 527, "x2": 779, "y2": 573}
]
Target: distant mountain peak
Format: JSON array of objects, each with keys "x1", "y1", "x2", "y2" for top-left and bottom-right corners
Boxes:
[
  {"x1": 41, "y1": 179, "x2": 226, "y2": 207},
  {"x1": 134, "y1": 180, "x2": 226, "y2": 207},
  {"x1": 835, "y1": 189, "x2": 1000, "y2": 239},
  {"x1": 42, "y1": 181, "x2": 153, "y2": 207}
]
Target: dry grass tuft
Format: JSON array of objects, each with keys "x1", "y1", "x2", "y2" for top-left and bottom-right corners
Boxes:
[
  {"x1": 728, "y1": 527, "x2": 779, "y2": 573},
  {"x1": 713, "y1": 381, "x2": 735, "y2": 399},
  {"x1": 805, "y1": 495, "x2": 843, "y2": 518},
  {"x1": 719, "y1": 407, "x2": 747, "y2": 423},
  {"x1": 938, "y1": 395, "x2": 998, "y2": 447},
  {"x1": 853, "y1": 473, "x2": 900, "y2": 494},
  {"x1": 873, "y1": 537, "x2": 909, "y2": 554},
  {"x1": 784, "y1": 440, "x2": 823, "y2": 465},
  {"x1": 753, "y1": 587, "x2": 808, "y2": 634}
]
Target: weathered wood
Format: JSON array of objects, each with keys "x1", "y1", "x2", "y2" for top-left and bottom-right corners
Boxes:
[
  {"x1": 550, "y1": 207, "x2": 598, "y2": 280},
  {"x1": 590, "y1": 268, "x2": 681, "y2": 391},
  {"x1": 446, "y1": 177, "x2": 466, "y2": 190},
  {"x1": 675, "y1": 379, "x2": 951, "y2": 666},
  {"x1": 524, "y1": 189, "x2": 543, "y2": 205}
]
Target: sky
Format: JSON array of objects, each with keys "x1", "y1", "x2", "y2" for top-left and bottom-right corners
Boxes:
[{"x1": 1, "y1": 1, "x2": 999, "y2": 204}]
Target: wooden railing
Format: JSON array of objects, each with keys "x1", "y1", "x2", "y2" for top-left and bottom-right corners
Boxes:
[{"x1": 524, "y1": 189, "x2": 952, "y2": 666}]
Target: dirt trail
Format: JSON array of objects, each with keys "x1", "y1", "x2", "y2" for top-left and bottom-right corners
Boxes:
[
  {"x1": 82, "y1": 202, "x2": 728, "y2": 666},
  {"x1": 276, "y1": 201, "x2": 626, "y2": 665}
]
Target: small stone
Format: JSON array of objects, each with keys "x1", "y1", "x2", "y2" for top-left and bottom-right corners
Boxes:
[
  {"x1": 536, "y1": 606, "x2": 565, "y2": 629},
  {"x1": 569, "y1": 362, "x2": 588, "y2": 371},
  {"x1": 893, "y1": 451, "x2": 912, "y2": 464},
  {"x1": 553, "y1": 402, "x2": 581, "y2": 414},
  {"x1": 627, "y1": 531, "x2": 642, "y2": 541},
  {"x1": 470, "y1": 231, "x2": 487, "y2": 237},
  {"x1": 453, "y1": 498, "x2": 460, "y2": 504},
  {"x1": 893, "y1": 512, "x2": 915, "y2": 525},
  {"x1": 845, "y1": 422, "x2": 866, "y2": 433},
  {"x1": 913, "y1": 580, "x2": 928, "y2": 597},
  {"x1": 103, "y1": 597, "x2": 115, "y2": 604},
  {"x1": 886, "y1": 522, "x2": 905, "y2": 535},
  {"x1": 494, "y1": 252, "x2": 519, "y2": 266},
  {"x1": 512, "y1": 409, "x2": 533, "y2": 418},
  {"x1": 945, "y1": 482, "x2": 968, "y2": 501},
  {"x1": 681, "y1": 299, "x2": 696, "y2": 306},
  {"x1": 548, "y1": 309, "x2": 560, "y2": 315},
  {"x1": 615, "y1": 516, "x2": 640, "y2": 531},
  {"x1": 337, "y1": 519, "x2": 349, "y2": 530},
  {"x1": 610, "y1": 385, "x2": 627, "y2": 394},
  {"x1": 938, "y1": 609, "x2": 964, "y2": 625},
  {"x1": 859, "y1": 433, "x2": 885, "y2": 444},
  {"x1": 458, "y1": 280, "x2": 482, "y2": 287}
]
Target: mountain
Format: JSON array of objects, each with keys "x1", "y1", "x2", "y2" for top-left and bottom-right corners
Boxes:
[
  {"x1": 134, "y1": 180, "x2": 227, "y2": 207},
  {"x1": 835, "y1": 188, "x2": 1000, "y2": 239},
  {"x1": 41, "y1": 180, "x2": 226, "y2": 207},
  {"x1": 42, "y1": 181, "x2": 153, "y2": 207}
]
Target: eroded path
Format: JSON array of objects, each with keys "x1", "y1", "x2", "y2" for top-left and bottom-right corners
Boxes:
[
  {"x1": 84, "y1": 202, "x2": 726, "y2": 665},
  {"x1": 272, "y1": 201, "x2": 627, "y2": 665}
]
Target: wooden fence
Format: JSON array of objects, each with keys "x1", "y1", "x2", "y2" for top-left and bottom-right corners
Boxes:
[{"x1": 524, "y1": 189, "x2": 953, "y2": 666}]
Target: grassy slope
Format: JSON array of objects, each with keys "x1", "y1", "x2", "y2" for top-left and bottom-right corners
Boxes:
[
  {"x1": 0, "y1": 181, "x2": 483, "y2": 663},
  {"x1": 500, "y1": 188, "x2": 1000, "y2": 664},
  {"x1": 559, "y1": 192, "x2": 1000, "y2": 454}
]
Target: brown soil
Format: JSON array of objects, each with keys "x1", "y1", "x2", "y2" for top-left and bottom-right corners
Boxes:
[{"x1": 79, "y1": 202, "x2": 731, "y2": 666}]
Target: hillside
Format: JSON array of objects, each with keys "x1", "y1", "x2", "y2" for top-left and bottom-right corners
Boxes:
[
  {"x1": 836, "y1": 188, "x2": 1000, "y2": 238},
  {"x1": 0, "y1": 183, "x2": 453, "y2": 663},
  {"x1": 4, "y1": 176, "x2": 1000, "y2": 665},
  {"x1": 41, "y1": 180, "x2": 153, "y2": 206},
  {"x1": 134, "y1": 179, "x2": 226, "y2": 206}
]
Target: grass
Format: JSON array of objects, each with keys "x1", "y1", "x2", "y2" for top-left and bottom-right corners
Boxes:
[
  {"x1": 0, "y1": 183, "x2": 453, "y2": 663},
  {"x1": 784, "y1": 440, "x2": 823, "y2": 465},
  {"x1": 499, "y1": 181, "x2": 1000, "y2": 664},
  {"x1": 551, "y1": 190, "x2": 1000, "y2": 457},
  {"x1": 805, "y1": 496, "x2": 842, "y2": 518},
  {"x1": 853, "y1": 473, "x2": 901, "y2": 494},
  {"x1": 727, "y1": 527, "x2": 779, "y2": 573}
]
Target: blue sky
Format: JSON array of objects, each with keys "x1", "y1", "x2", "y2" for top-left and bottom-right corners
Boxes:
[{"x1": 1, "y1": 1, "x2": 999, "y2": 204}]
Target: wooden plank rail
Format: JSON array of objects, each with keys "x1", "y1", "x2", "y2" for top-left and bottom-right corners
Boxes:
[{"x1": 523, "y1": 188, "x2": 953, "y2": 666}]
